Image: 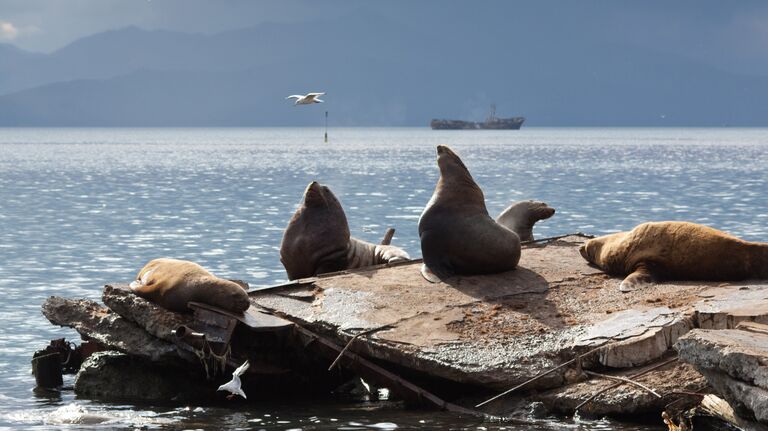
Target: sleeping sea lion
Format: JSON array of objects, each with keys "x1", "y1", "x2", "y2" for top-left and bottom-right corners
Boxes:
[
  {"x1": 579, "y1": 221, "x2": 768, "y2": 292},
  {"x1": 496, "y1": 200, "x2": 556, "y2": 241},
  {"x1": 280, "y1": 182, "x2": 410, "y2": 280},
  {"x1": 129, "y1": 258, "x2": 250, "y2": 313},
  {"x1": 418, "y1": 145, "x2": 521, "y2": 282}
]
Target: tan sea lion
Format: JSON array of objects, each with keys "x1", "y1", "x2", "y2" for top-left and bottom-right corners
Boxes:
[
  {"x1": 418, "y1": 145, "x2": 521, "y2": 282},
  {"x1": 280, "y1": 182, "x2": 410, "y2": 280},
  {"x1": 496, "y1": 200, "x2": 556, "y2": 241},
  {"x1": 579, "y1": 221, "x2": 768, "y2": 292},
  {"x1": 129, "y1": 258, "x2": 250, "y2": 313}
]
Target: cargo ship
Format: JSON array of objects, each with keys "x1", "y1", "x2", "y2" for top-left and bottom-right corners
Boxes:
[{"x1": 431, "y1": 104, "x2": 525, "y2": 130}]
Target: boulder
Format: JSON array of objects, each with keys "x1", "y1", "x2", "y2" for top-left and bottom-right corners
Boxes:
[{"x1": 74, "y1": 351, "x2": 209, "y2": 401}]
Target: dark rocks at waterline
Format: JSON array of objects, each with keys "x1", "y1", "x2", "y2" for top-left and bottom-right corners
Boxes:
[{"x1": 74, "y1": 351, "x2": 211, "y2": 402}]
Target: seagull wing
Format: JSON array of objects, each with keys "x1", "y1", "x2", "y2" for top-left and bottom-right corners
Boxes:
[
  {"x1": 233, "y1": 360, "x2": 250, "y2": 377},
  {"x1": 285, "y1": 95, "x2": 303, "y2": 100},
  {"x1": 307, "y1": 92, "x2": 325, "y2": 97}
]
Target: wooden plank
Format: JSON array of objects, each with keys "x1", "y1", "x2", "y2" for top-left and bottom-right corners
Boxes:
[
  {"x1": 736, "y1": 321, "x2": 768, "y2": 336},
  {"x1": 188, "y1": 302, "x2": 293, "y2": 333}
]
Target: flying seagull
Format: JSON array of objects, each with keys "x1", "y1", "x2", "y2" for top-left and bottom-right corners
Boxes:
[
  {"x1": 217, "y1": 360, "x2": 250, "y2": 400},
  {"x1": 285, "y1": 92, "x2": 325, "y2": 105}
]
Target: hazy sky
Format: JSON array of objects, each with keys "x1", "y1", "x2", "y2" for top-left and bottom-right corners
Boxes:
[{"x1": 2, "y1": 0, "x2": 768, "y2": 77}]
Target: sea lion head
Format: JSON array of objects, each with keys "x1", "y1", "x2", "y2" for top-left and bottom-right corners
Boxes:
[
  {"x1": 579, "y1": 238, "x2": 603, "y2": 265},
  {"x1": 579, "y1": 231, "x2": 627, "y2": 270},
  {"x1": 436, "y1": 145, "x2": 471, "y2": 180},
  {"x1": 495, "y1": 200, "x2": 556, "y2": 242},
  {"x1": 527, "y1": 201, "x2": 556, "y2": 221},
  {"x1": 280, "y1": 182, "x2": 351, "y2": 279},
  {"x1": 433, "y1": 145, "x2": 485, "y2": 208},
  {"x1": 299, "y1": 181, "x2": 334, "y2": 207}
]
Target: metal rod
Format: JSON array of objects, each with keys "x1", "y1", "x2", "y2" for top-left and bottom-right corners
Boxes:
[
  {"x1": 574, "y1": 357, "x2": 678, "y2": 412},
  {"x1": 475, "y1": 345, "x2": 605, "y2": 408}
]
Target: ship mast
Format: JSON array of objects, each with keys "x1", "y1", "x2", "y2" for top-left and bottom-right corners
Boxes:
[{"x1": 487, "y1": 104, "x2": 497, "y2": 123}]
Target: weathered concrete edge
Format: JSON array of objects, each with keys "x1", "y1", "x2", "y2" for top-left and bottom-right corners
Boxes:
[{"x1": 41, "y1": 296, "x2": 191, "y2": 363}]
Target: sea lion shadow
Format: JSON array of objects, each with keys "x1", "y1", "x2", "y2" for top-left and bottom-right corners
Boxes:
[{"x1": 444, "y1": 266, "x2": 569, "y2": 329}]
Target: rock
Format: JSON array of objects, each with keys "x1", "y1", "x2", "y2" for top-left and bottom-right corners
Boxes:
[
  {"x1": 695, "y1": 286, "x2": 768, "y2": 329},
  {"x1": 576, "y1": 307, "x2": 693, "y2": 368},
  {"x1": 676, "y1": 328, "x2": 768, "y2": 423},
  {"x1": 41, "y1": 296, "x2": 194, "y2": 363},
  {"x1": 74, "y1": 351, "x2": 209, "y2": 401}
]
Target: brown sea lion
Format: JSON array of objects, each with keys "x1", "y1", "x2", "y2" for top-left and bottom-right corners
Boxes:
[
  {"x1": 129, "y1": 258, "x2": 250, "y2": 313},
  {"x1": 418, "y1": 145, "x2": 521, "y2": 282},
  {"x1": 579, "y1": 221, "x2": 768, "y2": 292},
  {"x1": 280, "y1": 182, "x2": 410, "y2": 280},
  {"x1": 496, "y1": 200, "x2": 556, "y2": 241}
]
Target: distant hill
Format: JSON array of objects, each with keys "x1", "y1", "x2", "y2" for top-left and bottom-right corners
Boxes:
[{"x1": 1, "y1": 11, "x2": 766, "y2": 126}]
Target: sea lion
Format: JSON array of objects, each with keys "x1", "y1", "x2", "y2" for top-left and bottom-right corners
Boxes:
[
  {"x1": 496, "y1": 200, "x2": 556, "y2": 241},
  {"x1": 129, "y1": 258, "x2": 250, "y2": 313},
  {"x1": 418, "y1": 145, "x2": 521, "y2": 282},
  {"x1": 579, "y1": 221, "x2": 768, "y2": 292},
  {"x1": 280, "y1": 181, "x2": 410, "y2": 280}
]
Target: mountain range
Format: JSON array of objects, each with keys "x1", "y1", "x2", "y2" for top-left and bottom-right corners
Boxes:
[{"x1": 0, "y1": 10, "x2": 766, "y2": 126}]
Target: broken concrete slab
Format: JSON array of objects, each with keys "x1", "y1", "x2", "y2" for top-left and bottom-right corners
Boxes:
[
  {"x1": 532, "y1": 360, "x2": 707, "y2": 416},
  {"x1": 42, "y1": 296, "x2": 194, "y2": 363},
  {"x1": 694, "y1": 285, "x2": 768, "y2": 329},
  {"x1": 102, "y1": 284, "x2": 193, "y2": 342},
  {"x1": 698, "y1": 369, "x2": 768, "y2": 424},
  {"x1": 250, "y1": 236, "x2": 731, "y2": 391},
  {"x1": 576, "y1": 307, "x2": 693, "y2": 368},
  {"x1": 676, "y1": 329, "x2": 768, "y2": 423},
  {"x1": 676, "y1": 329, "x2": 768, "y2": 390}
]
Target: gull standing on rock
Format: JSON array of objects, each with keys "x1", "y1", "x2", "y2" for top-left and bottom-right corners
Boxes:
[
  {"x1": 217, "y1": 360, "x2": 250, "y2": 400},
  {"x1": 285, "y1": 92, "x2": 325, "y2": 105}
]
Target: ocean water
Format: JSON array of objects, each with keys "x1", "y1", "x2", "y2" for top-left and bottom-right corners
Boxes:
[{"x1": 0, "y1": 127, "x2": 766, "y2": 430}]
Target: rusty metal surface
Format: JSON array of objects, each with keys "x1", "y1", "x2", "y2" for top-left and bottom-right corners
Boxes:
[{"x1": 251, "y1": 236, "x2": 768, "y2": 391}]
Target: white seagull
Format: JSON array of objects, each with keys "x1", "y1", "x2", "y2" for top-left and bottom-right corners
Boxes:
[
  {"x1": 217, "y1": 360, "x2": 250, "y2": 400},
  {"x1": 285, "y1": 92, "x2": 325, "y2": 105}
]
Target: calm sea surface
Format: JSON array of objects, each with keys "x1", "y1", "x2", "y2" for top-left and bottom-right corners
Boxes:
[{"x1": 1, "y1": 127, "x2": 767, "y2": 430}]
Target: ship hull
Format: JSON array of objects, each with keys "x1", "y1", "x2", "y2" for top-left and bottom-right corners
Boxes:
[{"x1": 430, "y1": 117, "x2": 525, "y2": 130}]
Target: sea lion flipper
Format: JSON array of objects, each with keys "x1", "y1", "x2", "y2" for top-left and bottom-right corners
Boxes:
[
  {"x1": 420, "y1": 263, "x2": 443, "y2": 283},
  {"x1": 619, "y1": 264, "x2": 654, "y2": 292},
  {"x1": 129, "y1": 269, "x2": 155, "y2": 294},
  {"x1": 421, "y1": 262, "x2": 456, "y2": 283}
]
